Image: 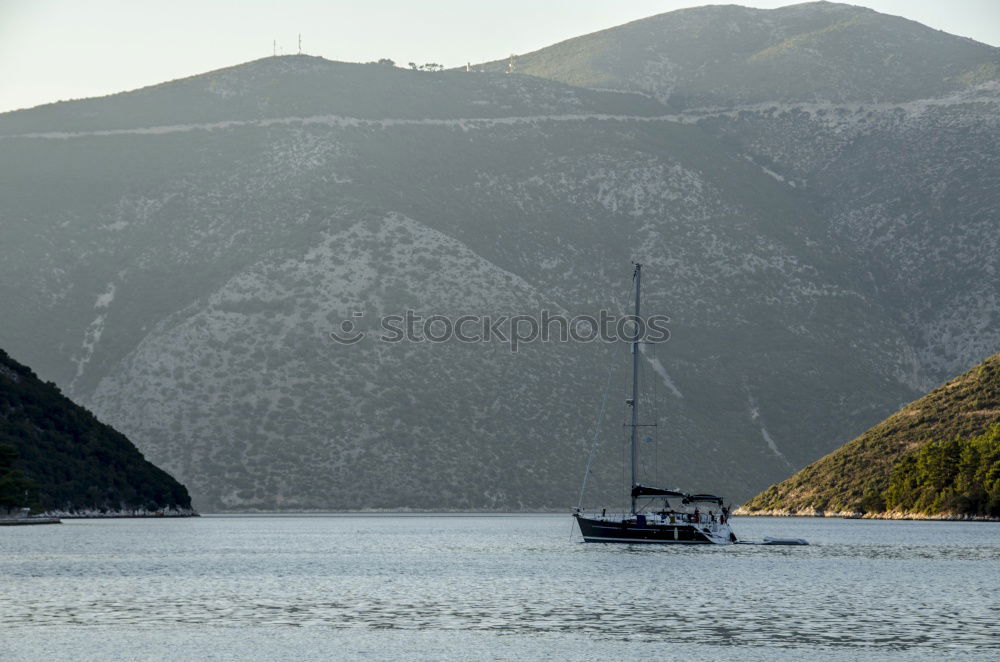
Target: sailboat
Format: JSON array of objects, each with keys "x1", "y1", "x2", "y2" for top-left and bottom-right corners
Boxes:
[{"x1": 573, "y1": 264, "x2": 737, "y2": 545}]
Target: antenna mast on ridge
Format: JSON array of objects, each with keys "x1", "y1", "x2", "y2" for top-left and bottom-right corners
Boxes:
[{"x1": 298, "y1": 34, "x2": 302, "y2": 55}]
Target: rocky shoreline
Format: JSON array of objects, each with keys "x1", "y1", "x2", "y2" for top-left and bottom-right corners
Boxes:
[
  {"x1": 734, "y1": 507, "x2": 1000, "y2": 522},
  {"x1": 39, "y1": 508, "x2": 199, "y2": 519}
]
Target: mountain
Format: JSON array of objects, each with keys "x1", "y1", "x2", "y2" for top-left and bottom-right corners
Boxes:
[
  {"x1": 0, "y1": 3, "x2": 996, "y2": 512},
  {"x1": 481, "y1": 1, "x2": 1000, "y2": 390},
  {"x1": 0, "y1": 55, "x2": 910, "y2": 511},
  {"x1": 0, "y1": 56, "x2": 665, "y2": 136},
  {"x1": 739, "y1": 353, "x2": 1000, "y2": 518},
  {"x1": 479, "y1": 1, "x2": 999, "y2": 107},
  {"x1": 0, "y1": 348, "x2": 193, "y2": 515}
]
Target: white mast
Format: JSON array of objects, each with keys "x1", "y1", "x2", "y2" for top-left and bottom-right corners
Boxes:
[{"x1": 629, "y1": 263, "x2": 641, "y2": 515}]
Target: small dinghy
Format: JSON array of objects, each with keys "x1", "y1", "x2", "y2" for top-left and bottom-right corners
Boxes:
[
  {"x1": 736, "y1": 537, "x2": 809, "y2": 546},
  {"x1": 762, "y1": 536, "x2": 809, "y2": 545}
]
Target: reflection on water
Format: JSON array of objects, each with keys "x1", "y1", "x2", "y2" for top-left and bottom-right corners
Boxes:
[{"x1": 1, "y1": 515, "x2": 997, "y2": 659}]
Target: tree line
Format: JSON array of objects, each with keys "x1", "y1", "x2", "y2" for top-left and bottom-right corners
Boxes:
[{"x1": 877, "y1": 424, "x2": 1000, "y2": 517}]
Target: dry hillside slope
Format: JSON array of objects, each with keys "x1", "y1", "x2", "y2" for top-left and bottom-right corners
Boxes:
[{"x1": 739, "y1": 353, "x2": 1000, "y2": 518}]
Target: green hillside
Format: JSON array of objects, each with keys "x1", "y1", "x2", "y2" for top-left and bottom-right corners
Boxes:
[
  {"x1": 741, "y1": 353, "x2": 1000, "y2": 518},
  {"x1": 477, "y1": 2, "x2": 999, "y2": 107},
  {"x1": 0, "y1": 348, "x2": 193, "y2": 515}
]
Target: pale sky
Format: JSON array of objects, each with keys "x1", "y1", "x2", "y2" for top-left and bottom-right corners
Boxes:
[{"x1": 1, "y1": 0, "x2": 998, "y2": 113}]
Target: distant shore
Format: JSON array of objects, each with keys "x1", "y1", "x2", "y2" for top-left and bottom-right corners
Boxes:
[
  {"x1": 27, "y1": 509, "x2": 997, "y2": 521},
  {"x1": 734, "y1": 507, "x2": 1000, "y2": 522},
  {"x1": 188, "y1": 509, "x2": 999, "y2": 522},
  {"x1": 38, "y1": 508, "x2": 199, "y2": 519},
  {"x1": 0, "y1": 517, "x2": 61, "y2": 526}
]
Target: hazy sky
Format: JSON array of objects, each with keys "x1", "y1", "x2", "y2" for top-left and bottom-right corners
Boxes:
[{"x1": 1, "y1": 0, "x2": 998, "y2": 113}]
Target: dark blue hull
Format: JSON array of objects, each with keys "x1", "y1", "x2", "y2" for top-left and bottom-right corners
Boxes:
[{"x1": 575, "y1": 515, "x2": 734, "y2": 544}]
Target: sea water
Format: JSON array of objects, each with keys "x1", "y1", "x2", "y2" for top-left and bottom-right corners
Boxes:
[{"x1": 1, "y1": 515, "x2": 997, "y2": 661}]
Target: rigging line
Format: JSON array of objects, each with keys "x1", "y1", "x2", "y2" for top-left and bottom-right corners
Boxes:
[
  {"x1": 576, "y1": 361, "x2": 615, "y2": 510},
  {"x1": 620, "y1": 327, "x2": 628, "y2": 513},
  {"x1": 640, "y1": 342, "x2": 648, "y2": 485},
  {"x1": 623, "y1": 407, "x2": 629, "y2": 513},
  {"x1": 575, "y1": 272, "x2": 634, "y2": 512},
  {"x1": 649, "y1": 362, "x2": 654, "y2": 482},
  {"x1": 636, "y1": 343, "x2": 643, "y2": 485}
]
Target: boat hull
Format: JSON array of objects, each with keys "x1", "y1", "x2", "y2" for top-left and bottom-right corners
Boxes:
[{"x1": 575, "y1": 515, "x2": 734, "y2": 545}]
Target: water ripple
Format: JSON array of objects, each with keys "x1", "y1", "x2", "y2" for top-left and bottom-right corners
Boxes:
[{"x1": 1, "y1": 515, "x2": 998, "y2": 657}]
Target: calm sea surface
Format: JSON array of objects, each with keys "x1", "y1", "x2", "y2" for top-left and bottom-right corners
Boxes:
[{"x1": 1, "y1": 515, "x2": 997, "y2": 661}]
